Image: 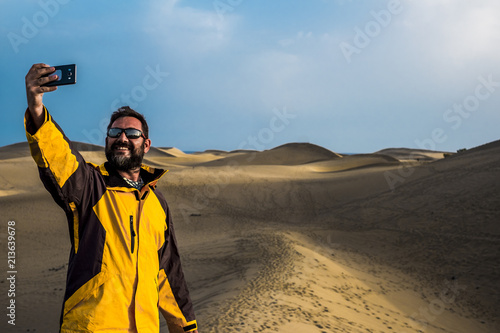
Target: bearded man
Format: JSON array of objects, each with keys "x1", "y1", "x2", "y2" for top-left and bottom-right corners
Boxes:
[{"x1": 24, "y1": 63, "x2": 198, "y2": 333}]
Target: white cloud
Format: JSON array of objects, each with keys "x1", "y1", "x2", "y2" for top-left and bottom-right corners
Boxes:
[
  {"x1": 144, "y1": 0, "x2": 240, "y2": 54},
  {"x1": 139, "y1": 0, "x2": 500, "y2": 151},
  {"x1": 403, "y1": 0, "x2": 500, "y2": 66}
]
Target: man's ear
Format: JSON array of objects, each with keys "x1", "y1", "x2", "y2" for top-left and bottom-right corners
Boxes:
[{"x1": 143, "y1": 138, "x2": 152, "y2": 154}]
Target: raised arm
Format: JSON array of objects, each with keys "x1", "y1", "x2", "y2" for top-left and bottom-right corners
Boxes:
[
  {"x1": 24, "y1": 63, "x2": 98, "y2": 208},
  {"x1": 25, "y1": 63, "x2": 58, "y2": 131}
]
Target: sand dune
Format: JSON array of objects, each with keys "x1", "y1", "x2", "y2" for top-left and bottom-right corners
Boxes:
[
  {"x1": 376, "y1": 148, "x2": 453, "y2": 162},
  {"x1": 0, "y1": 142, "x2": 31, "y2": 160},
  {"x1": 197, "y1": 149, "x2": 232, "y2": 156},
  {"x1": 0, "y1": 140, "x2": 498, "y2": 333},
  {"x1": 199, "y1": 143, "x2": 341, "y2": 167},
  {"x1": 338, "y1": 141, "x2": 500, "y2": 312},
  {"x1": 158, "y1": 147, "x2": 188, "y2": 157},
  {"x1": 303, "y1": 153, "x2": 400, "y2": 173},
  {"x1": 0, "y1": 156, "x2": 45, "y2": 197},
  {"x1": 72, "y1": 141, "x2": 106, "y2": 152},
  {"x1": 144, "y1": 147, "x2": 178, "y2": 158}
]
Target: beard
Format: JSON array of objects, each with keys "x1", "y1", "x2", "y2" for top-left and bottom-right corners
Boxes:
[{"x1": 105, "y1": 140, "x2": 145, "y2": 171}]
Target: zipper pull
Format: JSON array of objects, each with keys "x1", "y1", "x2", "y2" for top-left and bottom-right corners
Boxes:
[{"x1": 130, "y1": 215, "x2": 136, "y2": 253}]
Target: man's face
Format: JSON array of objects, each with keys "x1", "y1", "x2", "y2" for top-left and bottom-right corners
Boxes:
[{"x1": 105, "y1": 116, "x2": 151, "y2": 171}]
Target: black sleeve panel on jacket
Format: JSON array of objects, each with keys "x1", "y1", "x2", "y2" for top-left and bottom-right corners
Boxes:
[
  {"x1": 25, "y1": 107, "x2": 107, "y2": 248},
  {"x1": 155, "y1": 189, "x2": 197, "y2": 331}
]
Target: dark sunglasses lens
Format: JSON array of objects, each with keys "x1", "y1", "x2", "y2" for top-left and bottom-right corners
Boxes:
[
  {"x1": 107, "y1": 128, "x2": 122, "y2": 138},
  {"x1": 124, "y1": 129, "x2": 142, "y2": 139}
]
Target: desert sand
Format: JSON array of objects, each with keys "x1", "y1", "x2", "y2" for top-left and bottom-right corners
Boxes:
[{"x1": 0, "y1": 140, "x2": 499, "y2": 332}]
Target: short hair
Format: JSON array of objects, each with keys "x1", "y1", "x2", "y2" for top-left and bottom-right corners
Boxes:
[{"x1": 107, "y1": 106, "x2": 149, "y2": 139}]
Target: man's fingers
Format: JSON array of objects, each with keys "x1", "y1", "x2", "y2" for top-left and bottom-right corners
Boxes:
[
  {"x1": 33, "y1": 63, "x2": 50, "y2": 68},
  {"x1": 26, "y1": 64, "x2": 54, "y2": 82},
  {"x1": 26, "y1": 83, "x2": 57, "y2": 95},
  {"x1": 30, "y1": 63, "x2": 50, "y2": 71},
  {"x1": 43, "y1": 85, "x2": 58, "y2": 93},
  {"x1": 26, "y1": 65, "x2": 57, "y2": 92},
  {"x1": 36, "y1": 73, "x2": 58, "y2": 86},
  {"x1": 28, "y1": 63, "x2": 51, "y2": 76},
  {"x1": 36, "y1": 85, "x2": 58, "y2": 94},
  {"x1": 38, "y1": 66, "x2": 55, "y2": 77},
  {"x1": 32, "y1": 66, "x2": 55, "y2": 83}
]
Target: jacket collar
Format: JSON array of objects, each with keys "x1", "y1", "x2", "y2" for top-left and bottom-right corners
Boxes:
[{"x1": 99, "y1": 162, "x2": 167, "y2": 189}]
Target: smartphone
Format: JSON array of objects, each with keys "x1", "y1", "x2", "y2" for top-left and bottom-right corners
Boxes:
[{"x1": 42, "y1": 64, "x2": 77, "y2": 87}]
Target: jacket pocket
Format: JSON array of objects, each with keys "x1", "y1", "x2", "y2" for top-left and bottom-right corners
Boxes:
[
  {"x1": 68, "y1": 202, "x2": 79, "y2": 254},
  {"x1": 130, "y1": 215, "x2": 136, "y2": 253}
]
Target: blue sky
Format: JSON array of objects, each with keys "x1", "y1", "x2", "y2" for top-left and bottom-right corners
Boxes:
[{"x1": 1, "y1": 0, "x2": 499, "y2": 153}]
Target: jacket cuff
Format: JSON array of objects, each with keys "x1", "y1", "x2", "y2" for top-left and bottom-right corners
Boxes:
[
  {"x1": 24, "y1": 105, "x2": 50, "y2": 136},
  {"x1": 183, "y1": 320, "x2": 197, "y2": 332}
]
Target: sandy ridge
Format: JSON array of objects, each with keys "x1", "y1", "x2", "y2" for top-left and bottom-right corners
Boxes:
[{"x1": 0, "y1": 140, "x2": 498, "y2": 332}]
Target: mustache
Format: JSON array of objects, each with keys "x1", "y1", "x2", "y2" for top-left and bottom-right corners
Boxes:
[{"x1": 111, "y1": 141, "x2": 134, "y2": 150}]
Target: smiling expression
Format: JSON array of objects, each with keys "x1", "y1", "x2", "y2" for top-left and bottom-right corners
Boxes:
[{"x1": 105, "y1": 117, "x2": 151, "y2": 171}]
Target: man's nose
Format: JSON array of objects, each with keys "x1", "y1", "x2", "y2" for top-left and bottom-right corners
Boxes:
[{"x1": 117, "y1": 132, "x2": 128, "y2": 142}]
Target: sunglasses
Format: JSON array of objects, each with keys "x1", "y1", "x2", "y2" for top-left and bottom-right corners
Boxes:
[{"x1": 107, "y1": 128, "x2": 146, "y2": 139}]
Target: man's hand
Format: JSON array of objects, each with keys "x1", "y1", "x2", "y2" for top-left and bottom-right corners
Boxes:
[{"x1": 25, "y1": 63, "x2": 58, "y2": 129}]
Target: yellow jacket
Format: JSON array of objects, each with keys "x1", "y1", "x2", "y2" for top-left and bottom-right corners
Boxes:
[{"x1": 25, "y1": 108, "x2": 197, "y2": 332}]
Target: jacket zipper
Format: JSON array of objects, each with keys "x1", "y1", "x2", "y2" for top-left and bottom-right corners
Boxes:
[{"x1": 130, "y1": 215, "x2": 136, "y2": 253}]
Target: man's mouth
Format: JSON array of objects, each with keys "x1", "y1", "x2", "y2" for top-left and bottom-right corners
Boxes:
[{"x1": 113, "y1": 145, "x2": 131, "y2": 152}]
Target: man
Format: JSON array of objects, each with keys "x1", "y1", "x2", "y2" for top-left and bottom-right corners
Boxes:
[{"x1": 24, "y1": 63, "x2": 198, "y2": 333}]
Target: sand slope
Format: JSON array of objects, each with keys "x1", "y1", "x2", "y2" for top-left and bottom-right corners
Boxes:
[
  {"x1": 375, "y1": 148, "x2": 453, "y2": 162},
  {"x1": 0, "y1": 140, "x2": 498, "y2": 333},
  {"x1": 303, "y1": 153, "x2": 400, "y2": 173},
  {"x1": 199, "y1": 143, "x2": 342, "y2": 167}
]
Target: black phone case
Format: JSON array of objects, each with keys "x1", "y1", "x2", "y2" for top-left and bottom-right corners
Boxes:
[{"x1": 42, "y1": 64, "x2": 77, "y2": 87}]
